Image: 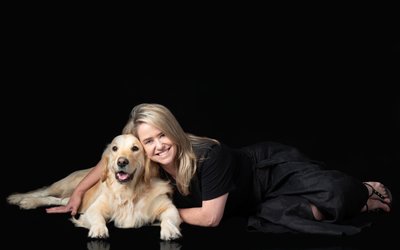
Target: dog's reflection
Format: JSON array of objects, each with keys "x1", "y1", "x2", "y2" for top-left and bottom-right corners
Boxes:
[
  {"x1": 160, "y1": 241, "x2": 182, "y2": 250},
  {"x1": 86, "y1": 240, "x2": 182, "y2": 250},
  {"x1": 87, "y1": 240, "x2": 110, "y2": 250}
]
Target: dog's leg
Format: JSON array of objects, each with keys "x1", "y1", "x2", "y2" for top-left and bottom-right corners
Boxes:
[
  {"x1": 7, "y1": 186, "x2": 52, "y2": 206},
  {"x1": 11, "y1": 196, "x2": 69, "y2": 210},
  {"x1": 7, "y1": 168, "x2": 92, "y2": 209},
  {"x1": 71, "y1": 214, "x2": 109, "y2": 239},
  {"x1": 70, "y1": 200, "x2": 110, "y2": 239},
  {"x1": 7, "y1": 187, "x2": 71, "y2": 209},
  {"x1": 158, "y1": 203, "x2": 182, "y2": 241}
]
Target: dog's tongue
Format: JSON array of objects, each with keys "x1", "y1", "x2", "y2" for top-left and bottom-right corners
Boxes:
[{"x1": 117, "y1": 172, "x2": 130, "y2": 180}]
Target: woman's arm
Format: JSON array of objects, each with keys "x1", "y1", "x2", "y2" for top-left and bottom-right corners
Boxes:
[
  {"x1": 178, "y1": 193, "x2": 228, "y2": 227},
  {"x1": 45, "y1": 158, "x2": 106, "y2": 215}
]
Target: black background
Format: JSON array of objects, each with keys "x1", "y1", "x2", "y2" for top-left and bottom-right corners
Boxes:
[{"x1": 2, "y1": 9, "x2": 399, "y2": 250}]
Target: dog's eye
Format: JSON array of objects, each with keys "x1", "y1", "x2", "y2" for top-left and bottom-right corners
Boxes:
[
  {"x1": 112, "y1": 146, "x2": 118, "y2": 151},
  {"x1": 131, "y1": 146, "x2": 139, "y2": 152}
]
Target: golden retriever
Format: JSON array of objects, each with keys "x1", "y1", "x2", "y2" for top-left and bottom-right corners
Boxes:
[{"x1": 7, "y1": 134, "x2": 182, "y2": 240}]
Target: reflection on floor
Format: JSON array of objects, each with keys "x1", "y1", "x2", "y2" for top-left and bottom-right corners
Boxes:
[{"x1": 4, "y1": 199, "x2": 397, "y2": 250}]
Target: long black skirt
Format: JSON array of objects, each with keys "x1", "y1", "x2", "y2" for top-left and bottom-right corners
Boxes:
[{"x1": 242, "y1": 142, "x2": 369, "y2": 236}]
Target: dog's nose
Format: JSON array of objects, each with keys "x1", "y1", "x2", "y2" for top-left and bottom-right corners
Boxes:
[{"x1": 117, "y1": 157, "x2": 129, "y2": 167}]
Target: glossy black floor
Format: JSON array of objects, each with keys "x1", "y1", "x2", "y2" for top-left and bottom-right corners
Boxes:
[{"x1": 2, "y1": 200, "x2": 398, "y2": 250}]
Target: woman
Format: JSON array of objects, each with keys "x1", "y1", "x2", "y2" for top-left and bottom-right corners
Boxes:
[{"x1": 47, "y1": 103, "x2": 392, "y2": 235}]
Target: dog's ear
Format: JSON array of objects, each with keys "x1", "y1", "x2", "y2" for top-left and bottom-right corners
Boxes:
[
  {"x1": 122, "y1": 122, "x2": 134, "y2": 135},
  {"x1": 144, "y1": 157, "x2": 159, "y2": 184},
  {"x1": 100, "y1": 145, "x2": 111, "y2": 182},
  {"x1": 101, "y1": 158, "x2": 109, "y2": 182}
]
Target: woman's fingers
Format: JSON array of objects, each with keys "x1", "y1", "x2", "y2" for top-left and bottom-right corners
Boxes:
[{"x1": 45, "y1": 206, "x2": 71, "y2": 213}]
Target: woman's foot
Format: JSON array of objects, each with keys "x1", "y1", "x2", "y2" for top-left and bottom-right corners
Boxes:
[
  {"x1": 310, "y1": 203, "x2": 325, "y2": 221},
  {"x1": 362, "y1": 198, "x2": 391, "y2": 212},
  {"x1": 361, "y1": 181, "x2": 392, "y2": 213}
]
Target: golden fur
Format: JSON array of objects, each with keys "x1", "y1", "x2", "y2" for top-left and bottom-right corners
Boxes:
[{"x1": 7, "y1": 134, "x2": 182, "y2": 240}]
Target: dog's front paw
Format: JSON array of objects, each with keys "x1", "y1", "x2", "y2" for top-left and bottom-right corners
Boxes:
[
  {"x1": 88, "y1": 225, "x2": 109, "y2": 239},
  {"x1": 160, "y1": 220, "x2": 182, "y2": 241}
]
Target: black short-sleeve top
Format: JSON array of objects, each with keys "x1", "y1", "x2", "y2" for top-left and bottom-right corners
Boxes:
[{"x1": 159, "y1": 142, "x2": 255, "y2": 217}]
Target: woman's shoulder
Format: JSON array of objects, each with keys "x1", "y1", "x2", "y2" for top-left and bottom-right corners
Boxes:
[{"x1": 193, "y1": 140, "x2": 222, "y2": 159}]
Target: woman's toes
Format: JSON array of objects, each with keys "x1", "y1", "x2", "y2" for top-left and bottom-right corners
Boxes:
[
  {"x1": 364, "y1": 181, "x2": 390, "y2": 202},
  {"x1": 366, "y1": 198, "x2": 391, "y2": 213}
]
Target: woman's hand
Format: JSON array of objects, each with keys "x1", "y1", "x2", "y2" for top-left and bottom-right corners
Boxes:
[{"x1": 46, "y1": 192, "x2": 82, "y2": 216}]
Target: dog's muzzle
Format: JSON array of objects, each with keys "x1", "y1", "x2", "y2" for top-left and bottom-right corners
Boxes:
[{"x1": 115, "y1": 157, "x2": 134, "y2": 183}]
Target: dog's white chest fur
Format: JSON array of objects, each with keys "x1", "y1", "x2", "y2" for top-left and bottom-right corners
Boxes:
[{"x1": 109, "y1": 193, "x2": 151, "y2": 228}]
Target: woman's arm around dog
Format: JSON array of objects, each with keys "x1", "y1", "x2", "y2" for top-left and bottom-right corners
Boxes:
[{"x1": 45, "y1": 158, "x2": 106, "y2": 216}]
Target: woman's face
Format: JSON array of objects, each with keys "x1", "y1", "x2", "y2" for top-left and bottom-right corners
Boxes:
[{"x1": 136, "y1": 123, "x2": 177, "y2": 168}]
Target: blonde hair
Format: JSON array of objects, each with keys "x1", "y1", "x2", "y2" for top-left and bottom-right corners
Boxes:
[{"x1": 122, "y1": 103, "x2": 218, "y2": 195}]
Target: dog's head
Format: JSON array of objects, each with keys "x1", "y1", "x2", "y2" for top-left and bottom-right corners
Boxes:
[{"x1": 101, "y1": 134, "x2": 146, "y2": 185}]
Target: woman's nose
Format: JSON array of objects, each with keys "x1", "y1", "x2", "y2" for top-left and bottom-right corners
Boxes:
[{"x1": 155, "y1": 139, "x2": 163, "y2": 149}]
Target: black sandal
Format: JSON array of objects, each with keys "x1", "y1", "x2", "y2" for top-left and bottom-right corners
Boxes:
[{"x1": 363, "y1": 182, "x2": 393, "y2": 212}]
